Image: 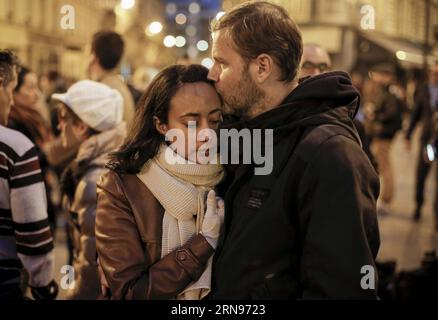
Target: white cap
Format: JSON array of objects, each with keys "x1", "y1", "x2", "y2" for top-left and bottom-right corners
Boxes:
[{"x1": 52, "y1": 80, "x2": 124, "y2": 132}]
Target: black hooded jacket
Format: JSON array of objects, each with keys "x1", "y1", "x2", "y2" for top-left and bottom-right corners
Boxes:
[{"x1": 212, "y1": 71, "x2": 380, "y2": 299}]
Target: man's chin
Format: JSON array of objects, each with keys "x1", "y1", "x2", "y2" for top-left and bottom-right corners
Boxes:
[{"x1": 224, "y1": 104, "x2": 249, "y2": 119}]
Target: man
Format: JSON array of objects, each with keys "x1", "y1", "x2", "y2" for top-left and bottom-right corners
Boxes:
[
  {"x1": 208, "y1": 2, "x2": 380, "y2": 299},
  {"x1": 88, "y1": 31, "x2": 135, "y2": 127},
  {"x1": 368, "y1": 64, "x2": 403, "y2": 215},
  {"x1": 405, "y1": 62, "x2": 438, "y2": 226},
  {"x1": 300, "y1": 43, "x2": 332, "y2": 77},
  {"x1": 52, "y1": 80, "x2": 126, "y2": 299},
  {"x1": 299, "y1": 44, "x2": 376, "y2": 171},
  {"x1": 0, "y1": 50, "x2": 57, "y2": 300}
]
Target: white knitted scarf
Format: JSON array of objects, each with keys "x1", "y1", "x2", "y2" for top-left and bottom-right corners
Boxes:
[{"x1": 137, "y1": 144, "x2": 224, "y2": 300}]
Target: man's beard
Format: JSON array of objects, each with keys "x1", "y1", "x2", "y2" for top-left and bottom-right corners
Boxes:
[{"x1": 221, "y1": 66, "x2": 264, "y2": 119}]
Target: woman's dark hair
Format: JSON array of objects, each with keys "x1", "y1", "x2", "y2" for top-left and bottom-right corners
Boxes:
[
  {"x1": 14, "y1": 66, "x2": 30, "y2": 93},
  {"x1": 107, "y1": 64, "x2": 216, "y2": 174}
]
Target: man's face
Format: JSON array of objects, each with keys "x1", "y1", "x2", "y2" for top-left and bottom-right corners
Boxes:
[
  {"x1": 429, "y1": 65, "x2": 438, "y2": 85},
  {"x1": 208, "y1": 30, "x2": 264, "y2": 118},
  {"x1": 299, "y1": 46, "x2": 331, "y2": 78},
  {"x1": 57, "y1": 103, "x2": 87, "y2": 148},
  {"x1": 0, "y1": 66, "x2": 17, "y2": 125},
  {"x1": 370, "y1": 71, "x2": 392, "y2": 86}
]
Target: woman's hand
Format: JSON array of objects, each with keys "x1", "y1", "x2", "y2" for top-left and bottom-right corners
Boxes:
[{"x1": 200, "y1": 190, "x2": 224, "y2": 249}]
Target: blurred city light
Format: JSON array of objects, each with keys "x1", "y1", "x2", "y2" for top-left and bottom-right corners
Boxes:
[
  {"x1": 216, "y1": 11, "x2": 226, "y2": 20},
  {"x1": 187, "y1": 46, "x2": 198, "y2": 59},
  {"x1": 201, "y1": 58, "x2": 214, "y2": 69},
  {"x1": 163, "y1": 35, "x2": 176, "y2": 47},
  {"x1": 175, "y1": 36, "x2": 187, "y2": 47},
  {"x1": 120, "y1": 0, "x2": 135, "y2": 10},
  {"x1": 189, "y1": 2, "x2": 201, "y2": 15},
  {"x1": 148, "y1": 22, "x2": 163, "y2": 34},
  {"x1": 197, "y1": 40, "x2": 209, "y2": 51},
  {"x1": 175, "y1": 13, "x2": 187, "y2": 25},
  {"x1": 185, "y1": 25, "x2": 197, "y2": 37},
  {"x1": 396, "y1": 50, "x2": 407, "y2": 60},
  {"x1": 166, "y1": 2, "x2": 177, "y2": 15}
]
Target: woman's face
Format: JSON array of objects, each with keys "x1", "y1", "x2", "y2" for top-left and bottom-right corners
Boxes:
[
  {"x1": 155, "y1": 82, "x2": 222, "y2": 163},
  {"x1": 14, "y1": 72, "x2": 40, "y2": 109}
]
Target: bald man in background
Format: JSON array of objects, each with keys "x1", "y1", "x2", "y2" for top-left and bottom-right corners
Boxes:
[
  {"x1": 300, "y1": 43, "x2": 332, "y2": 78},
  {"x1": 299, "y1": 43, "x2": 376, "y2": 172}
]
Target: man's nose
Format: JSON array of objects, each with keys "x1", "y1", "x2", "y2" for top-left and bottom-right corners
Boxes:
[{"x1": 311, "y1": 68, "x2": 321, "y2": 76}]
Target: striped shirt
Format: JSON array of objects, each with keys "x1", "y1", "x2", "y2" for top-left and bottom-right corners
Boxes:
[{"x1": 0, "y1": 125, "x2": 54, "y2": 287}]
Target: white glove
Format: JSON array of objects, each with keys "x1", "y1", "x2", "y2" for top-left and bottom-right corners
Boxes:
[{"x1": 200, "y1": 190, "x2": 224, "y2": 249}]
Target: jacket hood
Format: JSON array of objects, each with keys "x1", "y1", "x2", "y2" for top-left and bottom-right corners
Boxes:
[
  {"x1": 291, "y1": 71, "x2": 360, "y2": 108},
  {"x1": 225, "y1": 71, "x2": 360, "y2": 136}
]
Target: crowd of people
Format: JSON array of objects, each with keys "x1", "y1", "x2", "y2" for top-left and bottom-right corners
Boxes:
[{"x1": 0, "y1": 1, "x2": 437, "y2": 300}]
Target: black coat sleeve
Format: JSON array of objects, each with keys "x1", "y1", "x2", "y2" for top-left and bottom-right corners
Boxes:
[
  {"x1": 297, "y1": 135, "x2": 380, "y2": 299},
  {"x1": 406, "y1": 94, "x2": 424, "y2": 140}
]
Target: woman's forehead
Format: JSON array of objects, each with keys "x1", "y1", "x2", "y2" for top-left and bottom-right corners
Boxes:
[
  {"x1": 174, "y1": 82, "x2": 219, "y2": 104},
  {"x1": 170, "y1": 82, "x2": 221, "y2": 114}
]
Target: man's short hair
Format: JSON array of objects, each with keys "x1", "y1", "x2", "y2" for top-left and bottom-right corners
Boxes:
[
  {"x1": 211, "y1": 1, "x2": 303, "y2": 83},
  {"x1": 91, "y1": 31, "x2": 125, "y2": 70},
  {"x1": 0, "y1": 49, "x2": 19, "y2": 87}
]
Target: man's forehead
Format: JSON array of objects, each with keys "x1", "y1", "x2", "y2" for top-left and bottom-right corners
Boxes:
[
  {"x1": 212, "y1": 30, "x2": 243, "y2": 64},
  {"x1": 211, "y1": 29, "x2": 233, "y2": 50},
  {"x1": 303, "y1": 46, "x2": 331, "y2": 64}
]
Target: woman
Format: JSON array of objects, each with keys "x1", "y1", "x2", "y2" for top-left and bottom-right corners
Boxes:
[
  {"x1": 96, "y1": 64, "x2": 225, "y2": 300},
  {"x1": 9, "y1": 67, "x2": 58, "y2": 233},
  {"x1": 9, "y1": 67, "x2": 52, "y2": 146}
]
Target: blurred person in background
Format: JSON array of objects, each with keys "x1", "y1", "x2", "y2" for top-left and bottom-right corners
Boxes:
[
  {"x1": 368, "y1": 63, "x2": 404, "y2": 215},
  {"x1": 0, "y1": 49, "x2": 57, "y2": 300},
  {"x1": 39, "y1": 71, "x2": 80, "y2": 267},
  {"x1": 299, "y1": 43, "x2": 375, "y2": 169},
  {"x1": 299, "y1": 43, "x2": 332, "y2": 78},
  {"x1": 88, "y1": 31, "x2": 135, "y2": 127},
  {"x1": 404, "y1": 62, "x2": 438, "y2": 227},
  {"x1": 53, "y1": 80, "x2": 126, "y2": 299},
  {"x1": 8, "y1": 66, "x2": 60, "y2": 233},
  {"x1": 40, "y1": 71, "x2": 67, "y2": 135},
  {"x1": 9, "y1": 67, "x2": 51, "y2": 147}
]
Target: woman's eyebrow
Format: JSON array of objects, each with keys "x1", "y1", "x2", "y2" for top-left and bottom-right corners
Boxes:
[
  {"x1": 208, "y1": 108, "x2": 222, "y2": 115},
  {"x1": 180, "y1": 112, "x2": 200, "y2": 118}
]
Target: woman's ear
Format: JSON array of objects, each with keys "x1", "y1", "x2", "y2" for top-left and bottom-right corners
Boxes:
[{"x1": 153, "y1": 116, "x2": 168, "y2": 135}]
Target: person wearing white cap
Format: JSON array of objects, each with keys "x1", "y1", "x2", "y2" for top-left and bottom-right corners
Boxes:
[{"x1": 52, "y1": 80, "x2": 126, "y2": 299}]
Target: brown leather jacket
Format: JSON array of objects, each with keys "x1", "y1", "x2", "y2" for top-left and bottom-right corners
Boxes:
[{"x1": 95, "y1": 169, "x2": 214, "y2": 300}]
